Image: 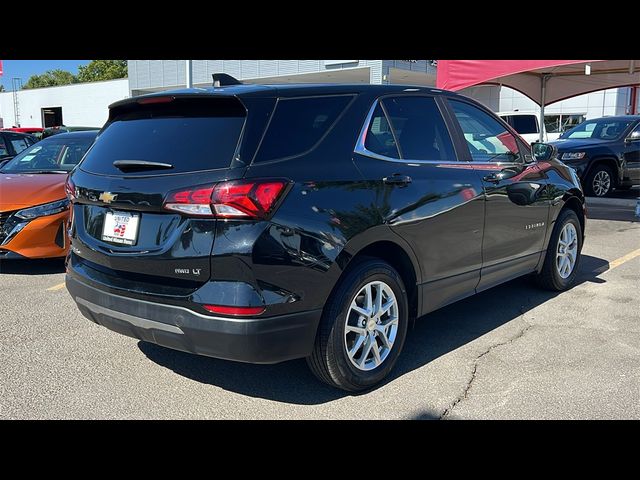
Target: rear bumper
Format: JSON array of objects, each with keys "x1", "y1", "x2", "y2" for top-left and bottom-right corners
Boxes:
[{"x1": 66, "y1": 274, "x2": 322, "y2": 364}]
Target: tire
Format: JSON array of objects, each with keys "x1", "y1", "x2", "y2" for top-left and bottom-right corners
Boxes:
[
  {"x1": 306, "y1": 257, "x2": 409, "y2": 392},
  {"x1": 534, "y1": 209, "x2": 582, "y2": 291},
  {"x1": 585, "y1": 164, "x2": 614, "y2": 197}
]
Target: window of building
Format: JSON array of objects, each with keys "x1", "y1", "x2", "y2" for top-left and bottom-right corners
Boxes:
[{"x1": 545, "y1": 114, "x2": 586, "y2": 134}]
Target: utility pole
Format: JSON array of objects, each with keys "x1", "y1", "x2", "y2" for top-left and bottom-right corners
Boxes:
[
  {"x1": 186, "y1": 60, "x2": 193, "y2": 88},
  {"x1": 11, "y1": 77, "x2": 22, "y2": 127}
]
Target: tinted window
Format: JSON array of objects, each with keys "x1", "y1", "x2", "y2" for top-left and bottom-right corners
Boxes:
[
  {"x1": 504, "y1": 115, "x2": 538, "y2": 134},
  {"x1": 0, "y1": 135, "x2": 8, "y2": 157},
  {"x1": 80, "y1": 98, "x2": 245, "y2": 176},
  {"x1": 450, "y1": 100, "x2": 521, "y2": 162},
  {"x1": 255, "y1": 95, "x2": 353, "y2": 163},
  {"x1": 1, "y1": 136, "x2": 95, "y2": 172},
  {"x1": 7, "y1": 134, "x2": 31, "y2": 155},
  {"x1": 381, "y1": 96, "x2": 455, "y2": 161},
  {"x1": 561, "y1": 118, "x2": 634, "y2": 140},
  {"x1": 364, "y1": 103, "x2": 400, "y2": 159}
]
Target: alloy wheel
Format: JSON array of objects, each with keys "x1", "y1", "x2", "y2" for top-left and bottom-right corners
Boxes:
[
  {"x1": 344, "y1": 281, "x2": 399, "y2": 371},
  {"x1": 556, "y1": 223, "x2": 578, "y2": 279},
  {"x1": 592, "y1": 170, "x2": 611, "y2": 197}
]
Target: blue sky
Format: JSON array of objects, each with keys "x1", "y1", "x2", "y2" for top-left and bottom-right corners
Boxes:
[{"x1": 0, "y1": 60, "x2": 90, "y2": 89}]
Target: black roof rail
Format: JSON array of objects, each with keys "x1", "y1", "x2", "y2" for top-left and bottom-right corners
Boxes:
[{"x1": 212, "y1": 73, "x2": 243, "y2": 87}]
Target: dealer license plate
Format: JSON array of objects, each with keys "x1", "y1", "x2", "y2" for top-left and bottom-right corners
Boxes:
[{"x1": 101, "y1": 211, "x2": 140, "y2": 246}]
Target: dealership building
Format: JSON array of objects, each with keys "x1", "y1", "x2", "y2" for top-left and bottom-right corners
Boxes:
[
  {"x1": 1, "y1": 60, "x2": 638, "y2": 130},
  {"x1": 0, "y1": 78, "x2": 128, "y2": 129}
]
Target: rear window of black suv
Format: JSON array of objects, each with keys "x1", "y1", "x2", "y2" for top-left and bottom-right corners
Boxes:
[
  {"x1": 80, "y1": 97, "x2": 246, "y2": 176},
  {"x1": 254, "y1": 95, "x2": 354, "y2": 163}
]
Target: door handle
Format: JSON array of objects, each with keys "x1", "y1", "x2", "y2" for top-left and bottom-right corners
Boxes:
[
  {"x1": 383, "y1": 174, "x2": 412, "y2": 186},
  {"x1": 483, "y1": 168, "x2": 519, "y2": 183},
  {"x1": 483, "y1": 172, "x2": 503, "y2": 183}
]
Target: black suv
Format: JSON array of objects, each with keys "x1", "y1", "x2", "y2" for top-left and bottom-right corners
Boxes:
[
  {"x1": 66, "y1": 83, "x2": 586, "y2": 391},
  {"x1": 550, "y1": 115, "x2": 640, "y2": 197},
  {"x1": 0, "y1": 131, "x2": 37, "y2": 166}
]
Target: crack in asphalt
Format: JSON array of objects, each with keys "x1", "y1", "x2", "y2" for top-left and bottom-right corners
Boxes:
[{"x1": 439, "y1": 315, "x2": 533, "y2": 420}]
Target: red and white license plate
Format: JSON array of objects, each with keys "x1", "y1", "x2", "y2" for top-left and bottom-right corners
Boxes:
[{"x1": 101, "y1": 211, "x2": 140, "y2": 246}]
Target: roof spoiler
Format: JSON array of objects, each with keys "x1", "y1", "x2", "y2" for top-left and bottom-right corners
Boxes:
[{"x1": 212, "y1": 73, "x2": 242, "y2": 87}]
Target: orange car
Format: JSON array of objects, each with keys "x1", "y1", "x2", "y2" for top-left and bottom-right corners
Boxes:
[{"x1": 0, "y1": 131, "x2": 97, "y2": 259}]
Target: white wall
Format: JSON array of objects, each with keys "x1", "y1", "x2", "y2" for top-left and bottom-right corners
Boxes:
[
  {"x1": 0, "y1": 78, "x2": 129, "y2": 129},
  {"x1": 460, "y1": 85, "x2": 632, "y2": 119}
]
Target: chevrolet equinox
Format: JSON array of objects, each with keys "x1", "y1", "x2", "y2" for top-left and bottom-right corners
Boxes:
[{"x1": 66, "y1": 81, "x2": 586, "y2": 391}]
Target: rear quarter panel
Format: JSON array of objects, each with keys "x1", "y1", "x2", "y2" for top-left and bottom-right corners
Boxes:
[{"x1": 234, "y1": 93, "x2": 417, "y2": 313}]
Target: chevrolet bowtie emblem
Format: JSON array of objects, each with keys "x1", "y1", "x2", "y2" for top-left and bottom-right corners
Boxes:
[{"x1": 99, "y1": 192, "x2": 117, "y2": 204}]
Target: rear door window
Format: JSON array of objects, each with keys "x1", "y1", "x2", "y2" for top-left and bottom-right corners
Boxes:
[
  {"x1": 380, "y1": 96, "x2": 455, "y2": 161},
  {"x1": 254, "y1": 95, "x2": 354, "y2": 163},
  {"x1": 80, "y1": 97, "x2": 246, "y2": 176}
]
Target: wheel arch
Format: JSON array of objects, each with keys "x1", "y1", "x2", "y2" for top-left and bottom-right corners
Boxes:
[
  {"x1": 334, "y1": 235, "x2": 421, "y2": 321},
  {"x1": 537, "y1": 191, "x2": 586, "y2": 272},
  {"x1": 584, "y1": 156, "x2": 622, "y2": 187},
  {"x1": 561, "y1": 191, "x2": 586, "y2": 237}
]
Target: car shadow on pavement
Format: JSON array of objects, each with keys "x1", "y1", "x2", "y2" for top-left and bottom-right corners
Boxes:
[
  {"x1": 138, "y1": 254, "x2": 609, "y2": 406},
  {"x1": 0, "y1": 258, "x2": 66, "y2": 275}
]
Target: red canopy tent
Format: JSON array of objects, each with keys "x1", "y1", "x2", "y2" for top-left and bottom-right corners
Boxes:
[{"x1": 436, "y1": 60, "x2": 640, "y2": 141}]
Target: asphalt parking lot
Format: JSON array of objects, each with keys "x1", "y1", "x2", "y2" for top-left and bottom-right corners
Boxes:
[{"x1": 1, "y1": 189, "x2": 639, "y2": 419}]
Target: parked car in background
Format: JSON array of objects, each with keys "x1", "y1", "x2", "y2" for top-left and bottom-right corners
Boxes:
[
  {"x1": 550, "y1": 115, "x2": 640, "y2": 197},
  {"x1": 498, "y1": 111, "x2": 564, "y2": 145},
  {"x1": 0, "y1": 131, "x2": 38, "y2": 165},
  {"x1": 65, "y1": 82, "x2": 586, "y2": 391},
  {"x1": 1, "y1": 127, "x2": 44, "y2": 140},
  {"x1": 0, "y1": 131, "x2": 98, "y2": 260},
  {"x1": 42, "y1": 126, "x2": 100, "y2": 139}
]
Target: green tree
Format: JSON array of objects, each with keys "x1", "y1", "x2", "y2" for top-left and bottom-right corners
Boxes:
[
  {"x1": 23, "y1": 69, "x2": 77, "y2": 89},
  {"x1": 77, "y1": 60, "x2": 127, "y2": 82},
  {"x1": 0, "y1": 85, "x2": 4, "y2": 92}
]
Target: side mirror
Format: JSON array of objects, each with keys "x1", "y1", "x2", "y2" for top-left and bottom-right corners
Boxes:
[
  {"x1": 625, "y1": 130, "x2": 640, "y2": 142},
  {"x1": 532, "y1": 143, "x2": 557, "y2": 162}
]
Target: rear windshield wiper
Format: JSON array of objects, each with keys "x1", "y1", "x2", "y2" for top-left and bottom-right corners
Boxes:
[{"x1": 113, "y1": 160, "x2": 174, "y2": 171}]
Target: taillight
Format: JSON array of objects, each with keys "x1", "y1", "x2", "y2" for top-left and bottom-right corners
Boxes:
[
  {"x1": 137, "y1": 96, "x2": 174, "y2": 105},
  {"x1": 203, "y1": 305, "x2": 265, "y2": 316},
  {"x1": 164, "y1": 179, "x2": 289, "y2": 219},
  {"x1": 65, "y1": 176, "x2": 76, "y2": 201}
]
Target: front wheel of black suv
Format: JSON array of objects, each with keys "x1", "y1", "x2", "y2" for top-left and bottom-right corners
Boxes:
[
  {"x1": 307, "y1": 258, "x2": 409, "y2": 392},
  {"x1": 585, "y1": 164, "x2": 614, "y2": 197},
  {"x1": 534, "y1": 209, "x2": 583, "y2": 291}
]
